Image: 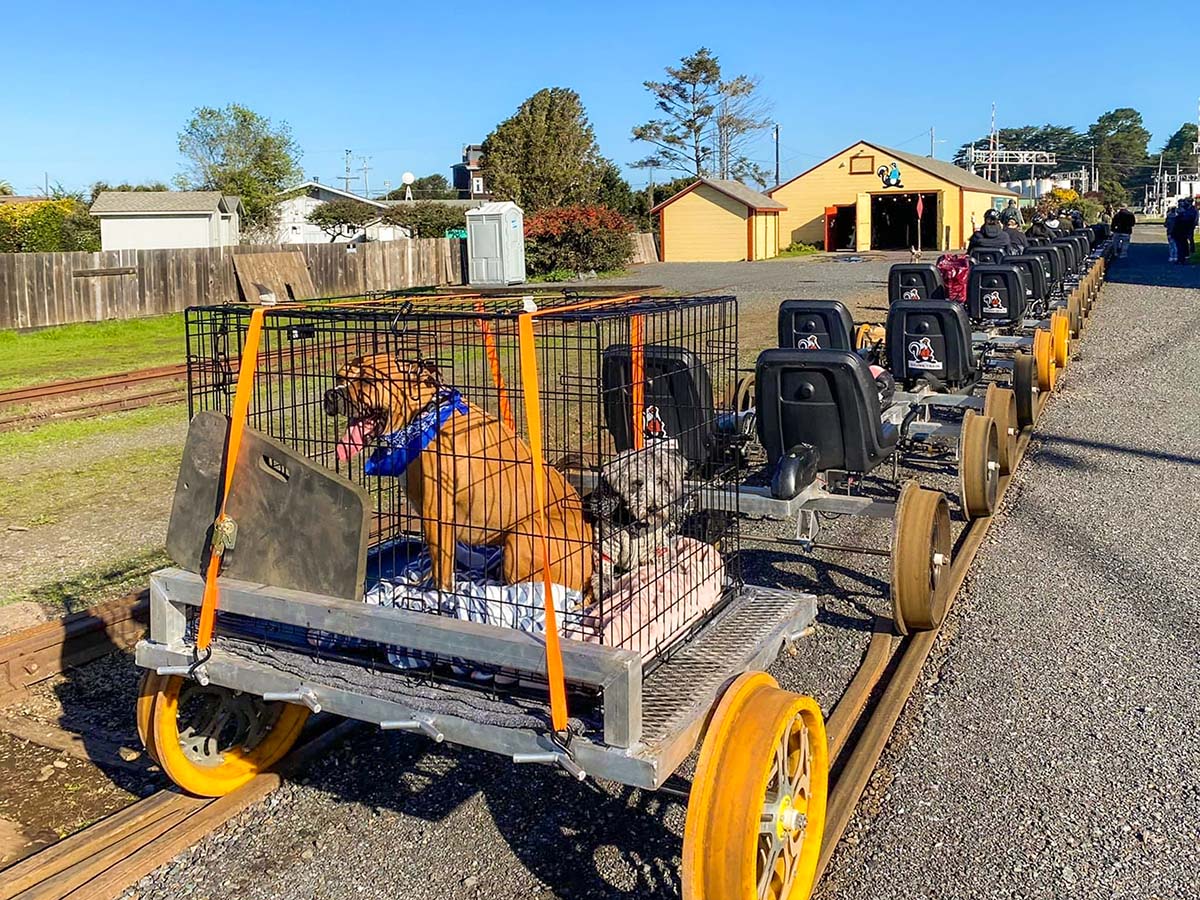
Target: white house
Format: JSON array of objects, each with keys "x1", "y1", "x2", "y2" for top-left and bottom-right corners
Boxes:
[
  {"x1": 90, "y1": 191, "x2": 242, "y2": 251},
  {"x1": 273, "y1": 182, "x2": 394, "y2": 244}
]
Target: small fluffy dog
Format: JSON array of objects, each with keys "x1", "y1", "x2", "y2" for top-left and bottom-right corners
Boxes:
[
  {"x1": 587, "y1": 440, "x2": 688, "y2": 600},
  {"x1": 327, "y1": 354, "x2": 592, "y2": 595}
]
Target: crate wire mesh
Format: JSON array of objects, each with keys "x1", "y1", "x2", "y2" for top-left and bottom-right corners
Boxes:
[{"x1": 184, "y1": 293, "x2": 740, "y2": 672}]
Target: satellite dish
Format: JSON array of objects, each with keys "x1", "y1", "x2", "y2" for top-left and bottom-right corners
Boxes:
[{"x1": 401, "y1": 172, "x2": 415, "y2": 185}]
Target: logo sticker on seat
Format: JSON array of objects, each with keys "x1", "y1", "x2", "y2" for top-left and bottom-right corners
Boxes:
[
  {"x1": 796, "y1": 335, "x2": 821, "y2": 350},
  {"x1": 902, "y1": 288, "x2": 921, "y2": 301},
  {"x1": 643, "y1": 404, "x2": 668, "y2": 440},
  {"x1": 983, "y1": 290, "x2": 1005, "y2": 310},
  {"x1": 907, "y1": 337, "x2": 942, "y2": 370}
]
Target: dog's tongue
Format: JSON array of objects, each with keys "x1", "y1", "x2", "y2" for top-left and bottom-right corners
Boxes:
[{"x1": 336, "y1": 421, "x2": 370, "y2": 461}]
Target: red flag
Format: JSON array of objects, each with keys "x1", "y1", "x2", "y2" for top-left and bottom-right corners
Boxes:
[{"x1": 916, "y1": 196, "x2": 925, "y2": 220}]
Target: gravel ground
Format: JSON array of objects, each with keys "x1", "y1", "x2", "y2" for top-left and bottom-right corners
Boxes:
[{"x1": 819, "y1": 227, "x2": 1200, "y2": 900}]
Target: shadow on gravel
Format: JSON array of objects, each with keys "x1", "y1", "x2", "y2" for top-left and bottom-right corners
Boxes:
[
  {"x1": 741, "y1": 547, "x2": 883, "y2": 631},
  {"x1": 1101, "y1": 236, "x2": 1200, "y2": 288},
  {"x1": 1033, "y1": 433, "x2": 1200, "y2": 469}
]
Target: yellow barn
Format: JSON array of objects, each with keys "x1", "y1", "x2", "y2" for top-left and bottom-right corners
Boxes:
[
  {"x1": 652, "y1": 178, "x2": 785, "y2": 262},
  {"x1": 768, "y1": 141, "x2": 1019, "y2": 253}
]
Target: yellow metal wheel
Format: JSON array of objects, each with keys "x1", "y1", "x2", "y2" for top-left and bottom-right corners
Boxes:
[
  {"x1": 1033, "y1": 329, "x2": 1057, "y2": 393},
  {"x1": 958, "y1": 411, "x2": 999, "y2": 520},
  {"x1": 1012, "y1": 352, "x2": 1038, "y2": 430},
  {"x1": 1067, "y1": 293, "x2": 1083, "y2": 338},
  {"x1": 983, "y1": 383, "x2": 1017, "y2": 475},
  {"x1": 683, "y1": 672, "x2": 828, "y2": 900},
  {"x1": 150, "y1": 675, "x2": 309, "y2": 797},
  {"x1": 136, "y1": 670, "x2": 167, "y2": 764},
  {"x1": 1050, "y1": 311, "x2": 1070, "y2": 369},
  {"x1": 890, "y1": 481, "x2": 952, "y2": 635}
]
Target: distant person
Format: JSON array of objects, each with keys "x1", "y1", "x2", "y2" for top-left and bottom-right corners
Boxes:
[
  {"x1": 1165, "y1": 205, "x2": 1179, "y2": 262},
  {"x1": 1069, "y1": 209, "x2": 1086, "y2": 230},
  {"x1": 1111, "y1": 207, "x2": 1136, "y2": 258},
  {"x1": 968, "y1": 209, "x2": 1013, "y2": 254},
  {"x1": 1100, "y1": 206, "x2": 1113, "y2": 226},
  {"x1": 1171, "y1": 198, "x2": 1197, "y2": 265},
  {"x1": 1004, "y1": 218, "x2": 1028, "y2": 252},
  {"x1": 1026, "y1": 213, "x2": 1056, "y2": 242},
  {"x1": 999, "y1": 199, "x2": 1024, "y2": 226}
]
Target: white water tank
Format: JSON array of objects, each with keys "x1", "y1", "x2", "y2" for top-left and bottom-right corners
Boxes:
[{"x1": 466, "y1": 202, "x2": 525, "y2": 285}]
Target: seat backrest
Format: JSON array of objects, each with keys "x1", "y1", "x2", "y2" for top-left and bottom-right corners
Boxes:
[
  {"x1": 967, "y1": 264, "x2": 1027, "y2": 324},
  {"x1": 969, "y1": 247, "x2": 1006, "y2": 266},
  {"x1": 1027, "y1": 245, "x2": 1065, "y2": 287},
  {"x1": 1073, "y1": 228, "x2": 1097, "y2": 250},
  {"x1": 886, "y1": 300, "x2": 976, "y2": 390},
  {"x1": 777, "y1": 299, "x2": 855, "y2": 351},
  {"x1": 1091, "y1": 223, "x2": 1110, "y2": 243},
  {"x1": 1052, "y1": 238, "x2": 1080, "y2": 273},
  {"x1": 755, "y1": 348, "x2": 892, "y2": 475},
  {"x1": 887, "y1": 263, "x2": 945, "y2": 302},
  {"x1": 1005, "y1": 254, "x2": 1049, "y2": 302},
  {"x1": 601, "y1": 343, "x2": 715, "y2": 470}
]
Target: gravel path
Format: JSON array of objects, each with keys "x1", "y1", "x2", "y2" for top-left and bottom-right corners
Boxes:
[{"x1": 820, "y1": 227, "x2": 1200, "y2": 900}]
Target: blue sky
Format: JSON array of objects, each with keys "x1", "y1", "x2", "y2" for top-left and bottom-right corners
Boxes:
[{"x1": 1, "y1": 0, "x2": 1189, "y2": 196}]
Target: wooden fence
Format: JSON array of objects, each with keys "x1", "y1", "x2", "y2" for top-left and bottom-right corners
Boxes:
[{"x1": 0, "y1": 239, "x2": 467, "y2": 331}]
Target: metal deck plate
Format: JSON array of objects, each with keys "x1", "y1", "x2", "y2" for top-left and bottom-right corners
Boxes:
[{"x1": 640, "y1": 585, "x2": 816, "y2": 747}]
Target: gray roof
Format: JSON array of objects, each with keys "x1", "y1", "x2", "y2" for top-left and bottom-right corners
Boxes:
[
  {"x1": 870, "y1": 144, "x2": 1020, "y2": 195},
  {"x1": 378, "y1": 198, "x2": 487, "y2": 209},
  {"x1": 90, "y1": 191, "x2": 237, "y2": 215},
  {"x1": 652, "y1": 177, "x2": 786, "y2": 213}
]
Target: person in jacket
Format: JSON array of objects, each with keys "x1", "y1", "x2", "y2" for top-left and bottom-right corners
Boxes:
[
  {"x1": 968, "y1": 209, "x2": 1013, "y2": 254},
  {"x1": 1171, "y1": 198, "x2": 1197, "y2": 265},
  {"x1": 999, "y1": 199, "x2": 1024, "y2": 226},
  {"x1": 1111, "y1": 207, "x2": 1136, "y2": 258},
  {"x1": 1004, "y1": 218, "x2": 1029, "y2": 252},
  {"x1": 1165, "y1": 205, "x2": 1179, "y2": 263},
  {"x1": 1026, "y1": 213, "x2": 1056, "y2": 242}
]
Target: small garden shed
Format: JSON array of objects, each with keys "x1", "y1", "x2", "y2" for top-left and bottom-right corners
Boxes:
[{"x1": 652, "y1": 178, "x2": 785, "y2": 262}]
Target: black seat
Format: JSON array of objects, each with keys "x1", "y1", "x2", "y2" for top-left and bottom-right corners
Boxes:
[
  {"x1": 967, "y1": 264, "x2": 1027, "y2": 324},
  {"x1": 1072, "y1": 228, "x2": 1097, "y2": 250},
  {"x1": 886, "y1": 300, "x2": 977, "y2": 391},
  {"x1": 969, "y1": 248, "x2": 1007, "y2": 266},
  {"x1": 755, "y1": 348, "x2": 898, "y2": 476},
  {"x1": 777, "y1": 299, "x2": 855, "y2": 351},
  {"x1": 601, "y1": 344, "x2": 716, "y2": 470},
  {"x1": 887, "y1": 263, "x2": 945, "y2": 302},
  {"x1": 1091, "y1": 223, "x2": 1110, "y2": 243},
  {"x1": 1052, "y1": 238, "x2": 1080, "y2": 274},
  {"x1": 1005, "y1": 254, "x2": 1050, "y2": 303},
  {"x1": 1027, "y1": 245, "x2": 1065, "y2": 289}
]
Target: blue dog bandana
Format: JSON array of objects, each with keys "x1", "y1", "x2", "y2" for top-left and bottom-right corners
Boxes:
[{"x1": 364, "y1": 390, "x2": 469, "y2": 477}]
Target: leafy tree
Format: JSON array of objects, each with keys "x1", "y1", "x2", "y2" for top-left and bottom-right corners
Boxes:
[
  {"x1": 524, "y1": 205, "x2": 634, "y2": 276},
  {"x1": 1087, "y1": 108, "x2": 1150, "y2": 185},
  {"x1": 1157, "y1": 123, "x2": 1198, "y2": 169},
  {"x1": 0, "y1": 180, "x2": 12, "y2": 196},
  {"x1": 1098, "y1": 178, "x2": 1129, "y2": 207},
  {"x1": 176, "y1": 104, "x2": 303, "y2": 239},
  {"x1": 481, "y1": 88, "x2": 605, "y2": 212},
  {"x1": 382, "y1": 201, "x2": 467, "y2": 238},
  {"x1": 0, "y1": 199, "x2": 98, "y2": 252},
  {"x1": 597, "y1": 162, "x2": 636, "y2": 217},
  {"x1": 88, "y1": 180, "x2": 170, "y2": 204},
  {"x1": 384, "y1": 174, "x2": 457, "y2": 200},
  {"x1": 632, "y1": 47, "x2": 772, "y2": 184},
  {"x1": 306, "y1": 198, "x2": 378, "y2": 241},
  {"x1": 953, "y1": 125, "x2": 1089, "y2": 182}
]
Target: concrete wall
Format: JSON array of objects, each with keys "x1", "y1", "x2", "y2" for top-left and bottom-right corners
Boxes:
[
  {"x1": 660, "y1": 184, "x2": 749, "y2": 261},
  {"x1": 99, "y1": 214, "x2": 217, "y2": 251}
]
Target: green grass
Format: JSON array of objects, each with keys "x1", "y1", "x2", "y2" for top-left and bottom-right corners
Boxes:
[
  {"x1": 0, "y1": 314, "x2": 186, "y2": 391},
  {"x1": 0, "y1": 403, "x2": 184, "y2": 458},
  {"x1": 7, "y1": 548, "x2": 171, "y2": 612},
  {"x1": 774, "y1": 242, "x2": 822, "y2": 259}
]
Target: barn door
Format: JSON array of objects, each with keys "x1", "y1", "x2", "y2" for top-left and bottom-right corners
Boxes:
[
  {"x1": 855, "y1": 193, "x2": 871, "y2": 252},
  {"x1": 936, "y1": 190, "x2": 946, "y2": 250}
]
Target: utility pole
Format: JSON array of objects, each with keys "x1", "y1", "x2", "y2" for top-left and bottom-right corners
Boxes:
[
  {"x1": 774, "y1": 124, "x2": 781, "y2": 186},
  {"x1": 342, "y1": 150, "x2": 354, "y2": 193},
  {"x1": 1090, "y1": 145, "x2": 1096, "y2": 193},
  {"x1": 359, "y1": 156, "x2": 372, "y2": 199},
  {"x1": 989, "y1": 103, "x2": 998, "y2": 182},
  {"x1": 930, "y1": 126, "x2": 935, "y2": 158}
]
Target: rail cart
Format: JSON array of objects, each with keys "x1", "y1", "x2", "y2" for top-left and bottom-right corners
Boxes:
[{"x1": 133, "y1": 292, "x2": 905, "y2": 899}]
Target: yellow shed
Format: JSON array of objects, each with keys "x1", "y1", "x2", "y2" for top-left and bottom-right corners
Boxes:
[
  {"x1": 768, "y1": 141, "x2": 1019, "y2": 253},
  {"x1": 653, "y1": 178, "x2": 786, "y2": 262}
]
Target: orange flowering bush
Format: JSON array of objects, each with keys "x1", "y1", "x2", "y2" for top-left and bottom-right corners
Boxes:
[{"x1": 524, "y1": 204, "x2": 633, "y2": 276}]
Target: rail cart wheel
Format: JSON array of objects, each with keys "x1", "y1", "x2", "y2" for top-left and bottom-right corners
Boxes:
[
  {"x1": 983, "y1": 384, "x2": 1017, "y2": 475},
  {"x1": 1033, "y1": 329, "x2": 1057, "y2": 394},
  {"x1": 890, "y1": 481, "x2": 951, "y2": 635},
  {"x1": 958, "y1": 411, "x2": 999, "y2": 519},
  {"x1": 1067, "y1": 293, "x2": 1083, "y2": 338},
  {"x1": 1050, "y1": 311, "x2": 1070, "y2": 369},
  {"x1": 730, "y1": 372, "x2": 757, "y2": 415},
  {"x1": 149, "y1": 676, "x2": 309, "y2": 797},
  {"x1": 682, "y1": 672, "x2": 828, "y2": 900},
  {"x1": 136, "y1": 670, "x2": 168, "y2": 764},
  {"x1": 1013, "y1": 352, "x2": 1038, "y2": 430}
]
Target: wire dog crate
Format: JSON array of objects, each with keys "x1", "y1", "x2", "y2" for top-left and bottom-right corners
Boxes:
[{"x1": 179, "y1": 294, "x2": 741, "y2": 672}]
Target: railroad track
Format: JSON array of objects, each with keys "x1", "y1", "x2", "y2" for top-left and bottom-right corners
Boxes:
[{"x1": 0, "y1": 366, "x2": 189, "y2": 432}]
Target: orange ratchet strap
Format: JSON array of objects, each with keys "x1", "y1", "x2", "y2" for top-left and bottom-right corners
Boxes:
[{"x1": 195, "y1": 306, "x2": 268, "y2": 651}]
